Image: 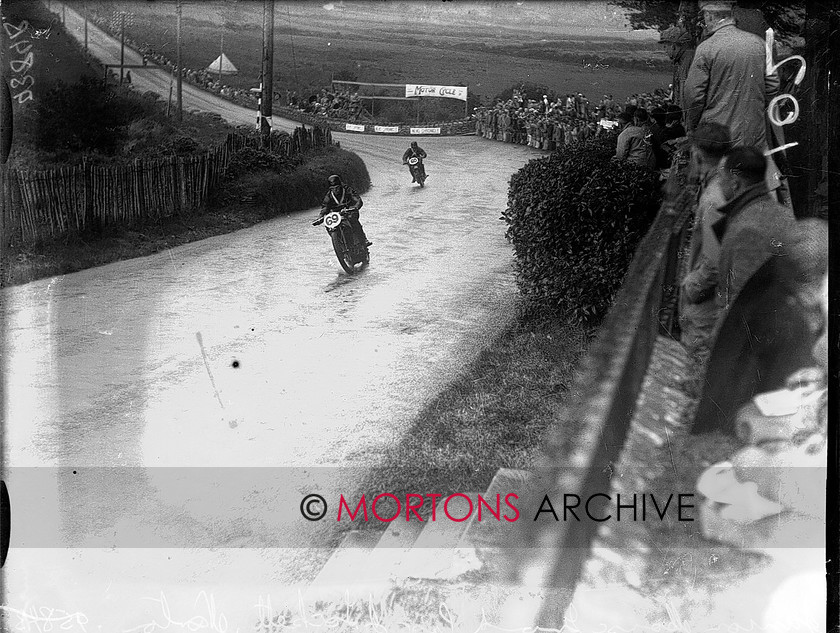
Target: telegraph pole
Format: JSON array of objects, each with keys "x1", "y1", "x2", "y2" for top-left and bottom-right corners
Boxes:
[
  {"x1": 260, "y1": 0, "x2": 274, "y2": 145},
  {"x1": 176, "y1": 0, "x2": 183, "y2": 122},
  {"x1": 119, "y1": 12, "x2": 126, "y2": 84},
  {"x1": 83, "y1": 1, "x2": 88, "y2": 52},
  {"x1": 218, "y1": 31, "x2": 224, "y2": 85}
]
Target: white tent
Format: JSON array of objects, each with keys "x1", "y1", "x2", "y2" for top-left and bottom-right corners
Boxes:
[{"x1": 206, "y1": 53, "x2": 238, "y2": 75}]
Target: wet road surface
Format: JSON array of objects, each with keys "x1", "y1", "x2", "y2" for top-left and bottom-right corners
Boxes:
[{"x1": 2, "y1": 5, "x2": 546, "y2": 631}]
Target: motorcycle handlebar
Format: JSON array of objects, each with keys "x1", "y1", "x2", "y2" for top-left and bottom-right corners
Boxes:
[{"x1": 313, "y1": 207, "x2": 358, "y2": 225}]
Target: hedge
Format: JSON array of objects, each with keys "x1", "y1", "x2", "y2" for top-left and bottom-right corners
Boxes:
[
  {"x1": 502, "y1": 135, "x2": 661, "y2": 324},
  {"x1": 221, "y1": 145, "x2": 371, "y2": 216}
]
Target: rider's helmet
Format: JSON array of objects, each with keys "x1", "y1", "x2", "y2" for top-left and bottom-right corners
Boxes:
[
  {"x1": 328, "y1": 174, "x2": 343, "y2": 187},
  {"x1": 410, "y1": 141, "x2": 418, "y2": 149}
]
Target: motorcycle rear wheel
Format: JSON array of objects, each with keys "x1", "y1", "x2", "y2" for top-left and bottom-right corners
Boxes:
[{"x1": 331, "y1": 229, "x2": 357, "y2": 274}]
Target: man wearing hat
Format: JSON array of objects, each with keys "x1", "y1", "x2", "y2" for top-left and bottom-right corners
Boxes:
[
  {"x1": 684, "y1": 1, "x2": 779, "y2": 150},
  {"x1": 659, "y1": 24, "x2": 695, "y2": 109},
  {"x1": 684, "y1": 0, "x2": 785, "y2": 202}
]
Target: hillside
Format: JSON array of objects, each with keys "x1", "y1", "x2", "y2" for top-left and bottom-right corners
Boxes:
[
  {"x1": 4, "y1": 0, "x2": 236, "y2": 168},
  {"x1": 77, "y1": 0, "x2": 670, "y2": 102}
]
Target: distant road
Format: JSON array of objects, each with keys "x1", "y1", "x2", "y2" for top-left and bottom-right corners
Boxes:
[{"x1": 59, "y1": 2, "x2": 294, "y2": 131}]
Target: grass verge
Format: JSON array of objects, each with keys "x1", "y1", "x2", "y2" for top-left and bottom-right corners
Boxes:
[
  {"x1": 344, "y1": 310, "x2": 593, "y2": 526},
  {"x1": 0, "y1": 146, "x2": 370, "y2": 287}
]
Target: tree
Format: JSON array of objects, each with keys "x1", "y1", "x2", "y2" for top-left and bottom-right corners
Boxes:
[{"x1": 611, "y1": 1, "x2": 804, "y2": 44}]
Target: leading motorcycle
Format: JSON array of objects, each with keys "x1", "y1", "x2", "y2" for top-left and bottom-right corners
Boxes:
[
  {"x1": 404, "y1": 155, "x2": 426, "y2": 187},
  {"x1": 312, "y1": 206, "x2": 369, "y2": 274}
]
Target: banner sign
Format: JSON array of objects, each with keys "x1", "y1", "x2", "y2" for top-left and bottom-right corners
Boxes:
[
  {"x1": 410, "y1": 127, "x2": 441, "y2": 135},
  {"x1": 373, "y1": 125, "x2": 400, "y2": 133},
  {"x1": 345, "y1": 123, "x2": 365, "y2": 132},
  {"x1": 405, "y1": 84, "x2": 468, "y2": 102}
]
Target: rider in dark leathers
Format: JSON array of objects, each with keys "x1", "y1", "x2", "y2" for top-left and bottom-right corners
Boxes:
[
  {"x1": 318, "y1": 174, "x2": 372, "y2": 247},
  {"x1": 402, "y1": 141, "x2": 427, "y2": 182}
]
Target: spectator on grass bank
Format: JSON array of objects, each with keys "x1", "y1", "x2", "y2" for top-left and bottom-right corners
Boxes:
[{"x1": 678, "y1": 122, "x2": 731, "y2": 362}]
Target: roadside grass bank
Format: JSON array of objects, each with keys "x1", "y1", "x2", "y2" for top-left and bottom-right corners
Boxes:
[
  {"x1": 345, "y1": 308, "x2": 594, "y2": 526},
  {"x1": 0, "y1": 146, "x2": 370, "y2": 287}
]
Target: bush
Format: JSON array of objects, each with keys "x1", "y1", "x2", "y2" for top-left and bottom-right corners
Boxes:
[
  {"x1": 502, "y1": 135, "x2": 661, "y2": 324},
  {"x1": 30, "y1": 77, "x2": 164, "y2": 156},
  {"x1": 33, "y1": 77, "x2": 125, "y2": 154},
  {"x1": 223, "y1": 146, "x2": 371, "y2": 215}
]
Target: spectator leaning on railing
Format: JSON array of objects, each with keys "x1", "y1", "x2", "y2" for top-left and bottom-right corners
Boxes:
[
  {"x1": 691, "y1": 154, "x2": 823, "y2": 432},
  {"x1": 696, "y1": 218, "x2": 827, "y2": 592},
  {"x1": 713, "y1": 147, "x2": 794, "y2": 313},
  {"x1": 659, "y1": 25, "x2": 695, "y2": 111},
  {"x1": 679, "y1": 121, "x2": 731, "y2": 362}
]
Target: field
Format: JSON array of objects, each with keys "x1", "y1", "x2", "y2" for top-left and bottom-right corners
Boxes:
[{"x1": 78, "y1": 0, "x2": 671, "y2": 105}]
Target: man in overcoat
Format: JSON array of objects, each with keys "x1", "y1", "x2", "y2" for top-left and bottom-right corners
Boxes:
[{"x1": 684, "y1": 0, "x2": 779, "y2": 150}]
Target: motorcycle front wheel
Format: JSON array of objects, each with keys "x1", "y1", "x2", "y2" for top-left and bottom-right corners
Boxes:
[{"x1": 331, "y1": 228, "x2": 357, "y2": 274}]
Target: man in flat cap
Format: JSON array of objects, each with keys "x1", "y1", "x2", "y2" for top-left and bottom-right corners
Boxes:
[{"x1": 659, "y1": 24, "x2": 695, "y2": 109}]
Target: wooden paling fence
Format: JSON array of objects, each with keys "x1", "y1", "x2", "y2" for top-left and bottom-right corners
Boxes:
[{"x1": 0, "y1": 126, "x2": 333, "y2": 246}]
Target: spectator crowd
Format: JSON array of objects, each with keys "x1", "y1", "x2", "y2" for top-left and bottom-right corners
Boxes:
[
  {"x1": 480, "y1": 88, "x2": 666, "y2": 150},
  {"x1": 285, "y1": 87, "x2": 365, "y2": 120},
  {"x1": 472, "y1": 88, "x2": 691, "y2": 172}
]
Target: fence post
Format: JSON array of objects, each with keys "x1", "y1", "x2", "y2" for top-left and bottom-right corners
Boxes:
[
  {"x1": 83, "y1": 159, "x2": 91, "y2": 233},
  {"x1": 172, "y1": 156, "x2": 180, "y2": 215}
]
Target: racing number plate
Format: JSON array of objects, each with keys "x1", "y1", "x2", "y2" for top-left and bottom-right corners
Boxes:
[
  {"x1": 324, "y1": 211, "x2": 342, "y2": 230},
  {"x1": 408, "y1": 157, "x2": 419, "y2": 165}
]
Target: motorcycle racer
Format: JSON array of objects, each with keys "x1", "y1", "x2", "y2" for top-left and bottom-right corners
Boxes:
[
  {"x1": 402, "y1": 141, "x2": 427, "y2": 183},
  {"x1": 318, "y1": 174, "x2": 372, "y2": 247}
]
